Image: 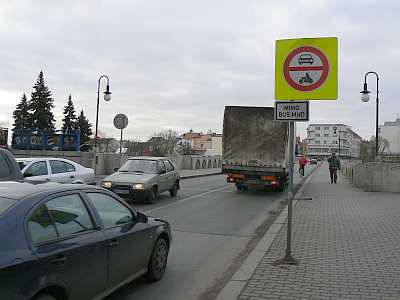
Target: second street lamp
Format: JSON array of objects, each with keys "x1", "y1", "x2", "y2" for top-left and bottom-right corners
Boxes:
[
  {"x1": 360, "y1": 71, "x2": 379, "y2": 157},
  {"x1": 94, "y1": 75, "x2": 112, "y2": 148}
]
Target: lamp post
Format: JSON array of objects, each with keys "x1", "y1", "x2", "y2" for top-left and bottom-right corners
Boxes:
[
  {"x1": 360, "y1": 71, "x2": 379, "y2": 157},
  {"x1": 333, "y1": 126, "x2": 340, "y2": 156},
  {"x1": 94, "y1": 75, "x2": 112, "y2": 148}
]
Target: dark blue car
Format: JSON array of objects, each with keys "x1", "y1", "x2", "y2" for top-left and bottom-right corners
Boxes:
[{"x1": 0, "y1": 182, "x2": 172, "y2": 300}]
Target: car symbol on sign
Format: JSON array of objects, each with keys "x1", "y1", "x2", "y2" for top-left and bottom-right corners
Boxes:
[{"x1": 298, "y1": 54, "x2": 314, "y2": 65}]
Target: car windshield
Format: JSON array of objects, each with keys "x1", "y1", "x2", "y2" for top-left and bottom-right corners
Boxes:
[
  {"x1": 17, "y1": 160, "x2": 31, "y2": 170},
  {"x1": 0, "y1": 197, "x2": 17, "y2": 215},
  {"x1": 119, "y1": 159, "x2": 157, "y2": 174}
]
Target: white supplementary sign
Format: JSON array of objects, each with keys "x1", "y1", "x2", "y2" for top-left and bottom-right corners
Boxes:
[{"x1": 274, "y1": 101, "x2": 309, "y2": 121}]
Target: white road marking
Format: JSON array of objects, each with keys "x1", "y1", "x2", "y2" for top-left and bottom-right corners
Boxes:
[{"x1": 146, "y1": 185, "x2": 233, "y2": 214}]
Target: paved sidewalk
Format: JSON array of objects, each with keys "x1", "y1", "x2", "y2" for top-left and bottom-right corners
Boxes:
[{"x1": 228, "y1": 162, "x2": 400, "y2": 300}]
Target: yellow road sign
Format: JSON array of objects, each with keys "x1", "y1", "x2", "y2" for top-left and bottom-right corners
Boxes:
[{"x1": 275, "y1": 37, "x2": 338, "y2": 100}]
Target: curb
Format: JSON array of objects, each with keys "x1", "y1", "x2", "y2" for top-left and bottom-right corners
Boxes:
[
  {"x1": 215, "y1": 164, "x2": 319, "y2": 300},
  {"x1": 180, "y1": 172, "x2": 222, "y2": 180}
]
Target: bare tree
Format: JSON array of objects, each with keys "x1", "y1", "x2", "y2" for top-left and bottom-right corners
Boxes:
[
  {"x1": 149, "y1": 129, "x2": 179, "y2": 156},
  {"x1": 125, "y1": 139, "x2": 145, "y2": 156},
  {"x1": 360, "y1": 136, "x2": 390, "y2": 162}
]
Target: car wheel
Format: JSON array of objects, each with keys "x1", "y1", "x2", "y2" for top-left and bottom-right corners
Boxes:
[
  {"x1": 34, "y1": 294, "x2": 57, "y2": 300},
  {"x1": 145, "y1": 238, "x2": 169, "y2": 282},
  {"x1": 169, "y1": 182, "x2": 178, "y2": 197},
  {"x1": 147, "y1": 187, "x2": 157, "y2": 204}
]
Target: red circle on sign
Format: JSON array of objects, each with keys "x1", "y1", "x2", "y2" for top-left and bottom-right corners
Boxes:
[{"x1": 283, "y1": 46, "x2": 329, "y2": 92}]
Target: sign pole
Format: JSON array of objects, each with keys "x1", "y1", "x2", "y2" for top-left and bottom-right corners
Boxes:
[
  {"x1": 284, "y1": 120, "x2": 298, "y2": 264},
  {"x1": 119, "y1": 129, "x2": 123, "y2": 167}
]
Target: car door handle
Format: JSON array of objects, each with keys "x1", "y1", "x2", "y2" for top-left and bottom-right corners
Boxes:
[
  {"x1": 69, "y1": 175, "x2": 75, "y2": 179},
  {"x1": 109, "y1": 239, "x2": 119, "y2": 247},
  {"x1": 51, "y1": 255, "x2": 67, "y2": 265},
  {"x1": 45, "y1": 178, "x2": 50, "y2": 181}
]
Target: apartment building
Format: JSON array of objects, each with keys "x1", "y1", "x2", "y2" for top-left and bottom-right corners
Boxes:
[
  {"x1": 379, "y1": 118, "x2": 400, "y2": 153},
  {"x1": 306, "y1": 124, "x2": 361, "y2": 159}
]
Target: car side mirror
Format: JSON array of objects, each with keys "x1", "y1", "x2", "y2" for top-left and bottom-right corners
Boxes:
[
  {"x1": 137, "y1": 211, "x2": 148, "y2": 223},
  {"x1": 114, "y1": 168, "x2": 119, "y2": 172},
  {"x1": 23, "y1": 172, "x2": 34, "y2": 178}
]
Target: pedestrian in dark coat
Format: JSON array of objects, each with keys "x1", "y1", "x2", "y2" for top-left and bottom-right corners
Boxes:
[{"x1": 327, "y1": 153, "x2": 341, "y2": 183}]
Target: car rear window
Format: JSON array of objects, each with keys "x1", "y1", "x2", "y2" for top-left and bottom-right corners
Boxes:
[{"x1": 0, "y1": 197, "x2": 16, "y2": 215}]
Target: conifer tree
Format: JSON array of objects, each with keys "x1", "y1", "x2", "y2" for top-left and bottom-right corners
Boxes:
[
  {"x1": 29, "y1": 71, "x2": 55, "y2": 131},
  {"x1": 77, "y1": 110, "x2": 93, "y2": 145},
  {"x1": 13, "y1": 94, "x2": 32, "y2": 130},
  {"x1": 62, "y1": 94, "x2": 78, "y2": 134}
]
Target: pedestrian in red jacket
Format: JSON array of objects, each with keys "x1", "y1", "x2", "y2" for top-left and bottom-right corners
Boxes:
[{"x1": 298, "y1": 154, "x2": 308, "y2": 176}]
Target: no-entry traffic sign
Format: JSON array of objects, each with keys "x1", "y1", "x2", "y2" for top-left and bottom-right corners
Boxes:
[
  {"x1": 275, "y1": 37, "x2": 338, "y2": 100},
  {"x1": 283, "y1": 46, "x2": 329, "y2": 92}
]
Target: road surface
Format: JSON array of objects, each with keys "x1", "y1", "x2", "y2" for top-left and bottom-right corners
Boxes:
[{"x1": 106, "y1": 164, "x2": 317, "y2": 300}]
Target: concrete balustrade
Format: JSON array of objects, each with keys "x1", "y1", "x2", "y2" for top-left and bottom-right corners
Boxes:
[{"x1": 343, "y1": 160, "x2": 400, "y2": 192}]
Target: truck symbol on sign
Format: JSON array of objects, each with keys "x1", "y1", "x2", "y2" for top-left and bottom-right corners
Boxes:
[{"x1": 298, "y1": 53, "x2": 314, "y2": 65}]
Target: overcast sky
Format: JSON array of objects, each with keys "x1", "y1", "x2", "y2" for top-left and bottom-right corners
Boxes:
[{"x1": 1, "y1": 0, "x2": 399, "y2": 141}]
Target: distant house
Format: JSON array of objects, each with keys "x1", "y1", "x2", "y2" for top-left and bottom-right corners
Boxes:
[{"x1": 182, "y1": 130, "x2": 222, "y2": 156}]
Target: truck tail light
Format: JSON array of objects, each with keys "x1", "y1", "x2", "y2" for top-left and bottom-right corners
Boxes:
[{"x1": 261, "y1": 175, "x2": 275, "y2": 181}]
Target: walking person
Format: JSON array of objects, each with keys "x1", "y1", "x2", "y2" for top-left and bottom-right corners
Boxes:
[
  {"x1": 298, "y1": 154, "x2": 308, "y2": 177},
  {"x1": 327, "y1": 152, "x2": 341, "y2": 183}
]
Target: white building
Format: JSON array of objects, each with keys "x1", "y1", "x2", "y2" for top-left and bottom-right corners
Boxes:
[
  {"x1": 379, "y1": 118, "x2": 400, "y2": 154},
  {"x1": 306, "y1": 124, "x2": 361, "y2": 159}
]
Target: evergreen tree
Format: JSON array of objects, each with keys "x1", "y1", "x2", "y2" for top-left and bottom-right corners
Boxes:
[
  {"x1": 77, "y1": 110, "x2": 93, "y2": 146},
  {"x1": 62, "y1": 94, "x2": 78, "y2": 134},
  {"x1": 13, "y1": 94, "x2": 32, "y2": 130},
  {"x1": 29, "y1": 71, "x2": 55, "y2": 131}
]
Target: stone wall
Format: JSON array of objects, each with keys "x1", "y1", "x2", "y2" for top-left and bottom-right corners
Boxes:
[
  {"x1": 343, "y1": 160, "x2": 400, "y2": 192},
  {"x1": 12, "y1": 150, "x2": 222, "y2": 175}
]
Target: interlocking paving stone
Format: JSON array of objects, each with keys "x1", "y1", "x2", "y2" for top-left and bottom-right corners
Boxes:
[{"x1": 238, "y1": 163, "x2": 400, "y2": 300}]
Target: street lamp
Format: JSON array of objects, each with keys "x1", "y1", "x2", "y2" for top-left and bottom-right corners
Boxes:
[
  {"x1": 360, "y1": 71, "x2": 379, "y2": 157},
  {"x1": 333, "y1": 126, "x2": 340, "y2": 157},
  {"x1": 94, "y1": 75, "x2": 112, "y2": 148}
]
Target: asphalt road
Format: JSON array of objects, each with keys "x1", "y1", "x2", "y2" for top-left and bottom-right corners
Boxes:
[{"x1": 106, "y1": 164, "x2": 318, "y2": 300}]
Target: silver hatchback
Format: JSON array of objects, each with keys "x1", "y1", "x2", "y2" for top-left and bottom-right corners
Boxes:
[{"x1": 101, "y1": 156, "x2": 180, "y2": 203}]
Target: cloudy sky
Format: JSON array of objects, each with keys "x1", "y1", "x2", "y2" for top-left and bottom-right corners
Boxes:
[{"x1": 0, "y1": 0, "x2": 399, "y2": 141}]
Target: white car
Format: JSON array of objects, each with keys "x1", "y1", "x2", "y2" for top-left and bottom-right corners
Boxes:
[{"x1": 17, "y1": 157, "x2": 95, "y2": 185}]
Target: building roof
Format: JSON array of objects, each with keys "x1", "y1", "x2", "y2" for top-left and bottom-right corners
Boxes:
[{"x1": 382, "y1": 118, "x2": 400, "y2": 126}]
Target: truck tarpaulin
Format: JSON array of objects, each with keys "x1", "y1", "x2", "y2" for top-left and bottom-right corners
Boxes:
[{"x1": 223, "y1": 106, "x2": 288, "y2": 168}]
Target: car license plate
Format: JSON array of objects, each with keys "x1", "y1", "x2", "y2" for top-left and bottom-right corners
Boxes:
[{"x1": 114, "y1": 189, "x2": 130, "y2": 195}]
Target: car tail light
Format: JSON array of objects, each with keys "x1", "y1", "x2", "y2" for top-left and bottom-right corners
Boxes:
[{"x1": 227, "y1": 176, "x2": 235, "y2": 182}]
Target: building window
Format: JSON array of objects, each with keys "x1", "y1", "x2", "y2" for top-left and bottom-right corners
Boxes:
[
  {"x1": 324, "y1": 134, "x2": 329, "y2": 137},
  {"x1": 324, "y1": 141, "x2": 327, "y2": 144},
  {"x1": 324, "y1": 127, "x2": 329, "y2": 130},
  {"x1": 316, "y1": 133, "x2": 320, "y2": 137},
  {"x1": 315, "y1": 127, "x2": 320, "y2": 130}
]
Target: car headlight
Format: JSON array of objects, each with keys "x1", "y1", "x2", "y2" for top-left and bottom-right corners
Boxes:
[
  {"x1": 130, "y1": 183, "x2": 145, "y2": 190},
  {"x1": 102, "y1": 181, "x2": 112, "y2": 188}
]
